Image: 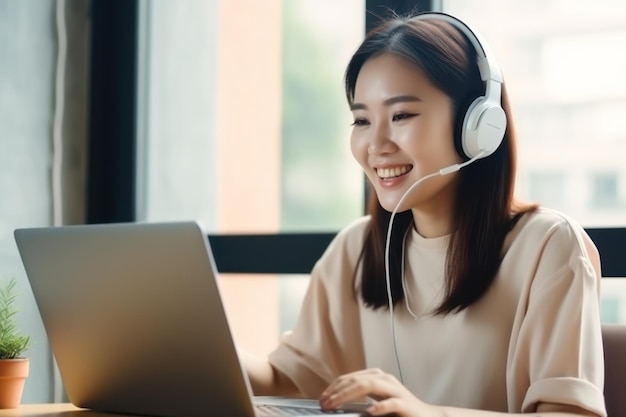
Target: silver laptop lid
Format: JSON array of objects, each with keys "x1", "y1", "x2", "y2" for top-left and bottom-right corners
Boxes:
[{"x1": 15, "y1": 221, "x2": 255, "y2": 417}]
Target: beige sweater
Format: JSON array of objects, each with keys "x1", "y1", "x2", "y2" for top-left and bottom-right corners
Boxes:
[{"x1": 268, "y1": 208, "x2": 606, "y2": 416}]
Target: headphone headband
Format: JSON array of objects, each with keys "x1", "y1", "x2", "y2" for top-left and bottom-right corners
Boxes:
[{"x1": 412, "y1": 12, "x2": 503, "y2": 84}]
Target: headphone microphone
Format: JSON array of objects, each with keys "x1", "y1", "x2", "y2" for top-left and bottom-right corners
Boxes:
[{"x1": 383, "y1": 11, "x2": 506, "y2": 385}]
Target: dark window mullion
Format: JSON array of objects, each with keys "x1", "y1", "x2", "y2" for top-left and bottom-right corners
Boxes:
[
  {"x1": 86, "y1": 0, "x2": 139, "y2": 224},
  {"x1": 208, "y1": 229, "x2": 626, "y2": 277}
]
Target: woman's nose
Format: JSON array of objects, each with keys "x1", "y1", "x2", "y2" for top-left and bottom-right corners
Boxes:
[{"x1": 368, "y1": 123, "x2": 396, "y2": 155}]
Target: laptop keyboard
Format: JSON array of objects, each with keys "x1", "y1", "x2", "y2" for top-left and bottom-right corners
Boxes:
[{"x1": 255, "y1": 404, "x2": 350, "y2": 416}]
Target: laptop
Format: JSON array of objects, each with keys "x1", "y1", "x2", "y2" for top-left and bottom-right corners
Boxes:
[{"x1": 14, "y1": 221, "x2": 369, "y2": 417}]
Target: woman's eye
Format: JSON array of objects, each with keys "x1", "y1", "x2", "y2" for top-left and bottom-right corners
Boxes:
[
  {"x1": 392, "y1": 113, "x2": 417, "y2": 122},
  {"x1": 351, "y1": 118, "x2": 369, "y2": 126}
]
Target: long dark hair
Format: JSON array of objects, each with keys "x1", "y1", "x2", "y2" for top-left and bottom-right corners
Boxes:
[{"x1": 345, "y1": 14, "x2": 537, "y2": 314}]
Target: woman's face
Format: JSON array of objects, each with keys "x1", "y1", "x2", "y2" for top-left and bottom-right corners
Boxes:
[{"x1": 350, "y1": 53, "x2": 463, "y2": 220}]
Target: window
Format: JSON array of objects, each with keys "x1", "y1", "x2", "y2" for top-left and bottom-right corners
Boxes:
[
  {"x1": 136, "y1": 0, "x2": 365, "y2": 355},
  {"x1": 591, "y1": 172, "x2": 620, "y2": 209},
  {"x1": 526, "y1": 171, "x2": 566, "y2": 210}
]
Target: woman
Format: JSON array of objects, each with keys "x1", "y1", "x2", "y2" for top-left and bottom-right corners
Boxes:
[{"x1": 244, "y1": 11, "x2": 606, "y2": 417}]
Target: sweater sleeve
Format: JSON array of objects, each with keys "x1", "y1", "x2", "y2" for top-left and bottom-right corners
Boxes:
[
  {"x1": 267, "y1": 218, "x2": 368, "y2": 398},
  {"x1": 507, "y1": 218, "x2": 606, "y2": 416}
]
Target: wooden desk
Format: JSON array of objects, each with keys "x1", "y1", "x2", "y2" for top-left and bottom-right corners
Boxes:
[{"x1": 0, "y1": 404, "x2": 134, "y2": 417}]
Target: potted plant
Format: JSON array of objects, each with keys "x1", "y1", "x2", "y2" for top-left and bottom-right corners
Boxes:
[{"x1": 0, "y1": 277, "x2": 31, "y2": 408}]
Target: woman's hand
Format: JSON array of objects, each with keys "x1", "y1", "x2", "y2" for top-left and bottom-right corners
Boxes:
[{"x1": 319, "y1": 368, "x2": 444, "y2": 417}]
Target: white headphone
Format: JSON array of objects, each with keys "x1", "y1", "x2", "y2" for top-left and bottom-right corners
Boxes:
[
  {"x1": 412, "y1": 12, "x2": 506, "y2": 160},
  {"x1": 384, "y1": 13, "x2": 507, "y2": 384}
]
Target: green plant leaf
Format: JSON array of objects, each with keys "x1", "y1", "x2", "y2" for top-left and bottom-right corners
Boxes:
[{"x1": 0, "y1": 277, "x2": 30, "y2": 359}]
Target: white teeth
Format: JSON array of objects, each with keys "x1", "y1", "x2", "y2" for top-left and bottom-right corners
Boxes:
[{"x1": 377, "y1": 165, "x2": 411, "y2": 179}]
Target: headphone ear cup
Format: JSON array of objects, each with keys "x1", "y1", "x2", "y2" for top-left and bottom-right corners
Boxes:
[
  {"x1": 461, "y1": 96, "x2": 506, "y2": 159},
  {"x1": 454, "y1": 96, "x2": 477, "y2": 161}
]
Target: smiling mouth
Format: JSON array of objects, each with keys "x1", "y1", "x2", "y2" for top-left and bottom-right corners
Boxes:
[{"x1": 376, "y1": 165, "x2": 413, "y2": 180}]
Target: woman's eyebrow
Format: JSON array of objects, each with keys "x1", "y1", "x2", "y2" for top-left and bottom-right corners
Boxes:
[
  {"x1": 350, "y1": 94, "x2": 422, "y2": 111},
  {"x1": 384, "y1": 95, "x2": 422, "y2": 105}
]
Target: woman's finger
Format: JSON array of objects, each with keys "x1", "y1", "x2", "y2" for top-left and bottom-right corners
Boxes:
[
  {"x1": 319, "y1": 370, "x2": 404, "y2": 410},
  {"x1": 321, "y1": 368, "x2": 386, "y2": 399},
  {"x1": 366, "y1": 397, "x2": 408, "y2": 416}
]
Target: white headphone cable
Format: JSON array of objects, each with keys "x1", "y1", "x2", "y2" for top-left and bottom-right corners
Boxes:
[{"x1": 384, "y1": 151, "x2": 485, "y2": 384}]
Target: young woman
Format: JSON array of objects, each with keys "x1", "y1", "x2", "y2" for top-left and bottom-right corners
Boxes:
[{"x1": 244, "y1": 12, "x2": 606, "y2": 417}]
